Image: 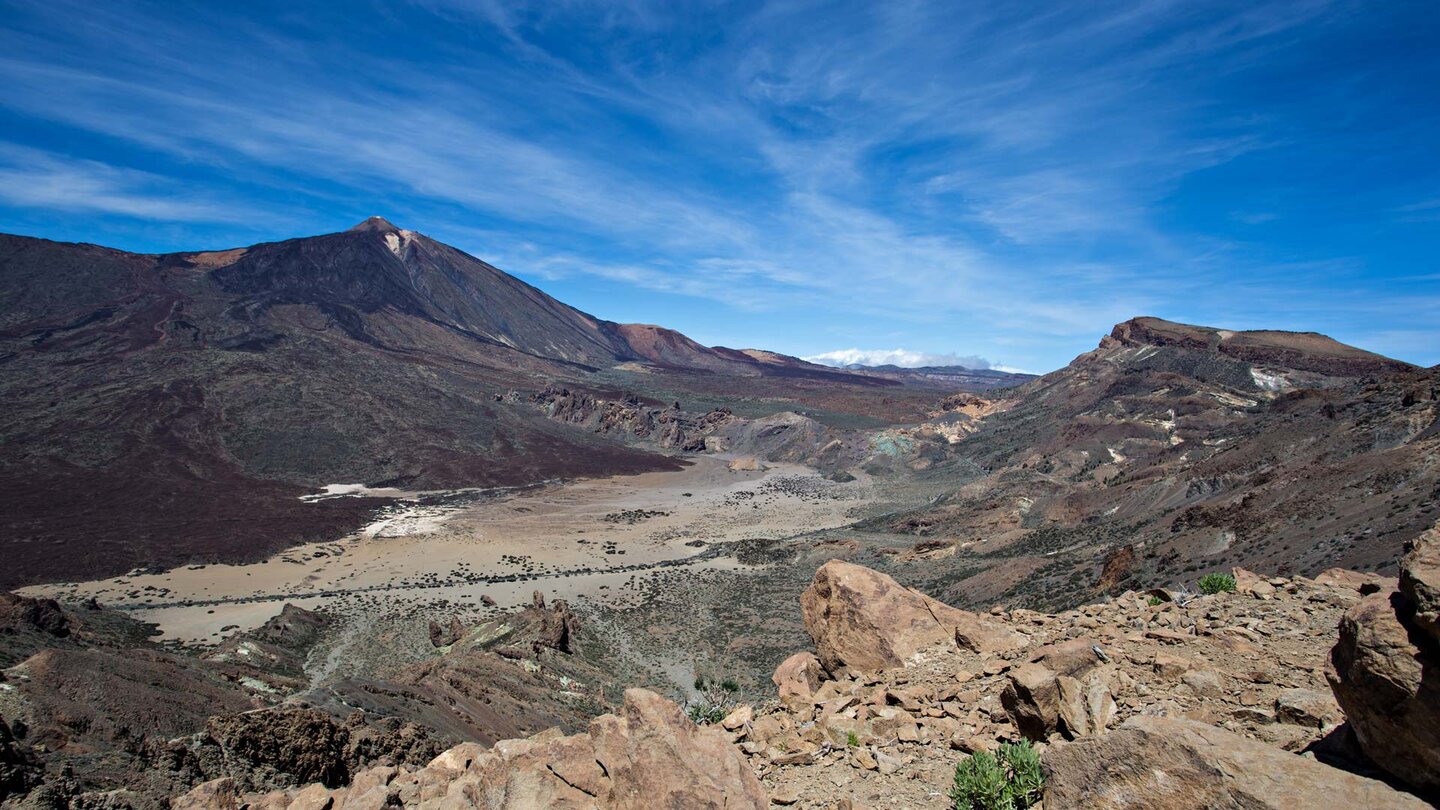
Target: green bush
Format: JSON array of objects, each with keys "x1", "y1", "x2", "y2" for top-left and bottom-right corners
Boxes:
[
  {"x1": 846, "y1": 730, "x2": 860, "y2": 747},
  {"x1": 685, "y1": 702, "x2": 728, "y2": 725},
  {"x1": 685, "y1": 678, "x2": 742, "y2": 725},
  {"x1": 951, "y1": 740, "x2": 1044, "y2": 810},
  {"x1": 1197, "y1": 573, "x2": 1236, "y2": 595},
  {"x1": 1147, "y1": 595, "x2": 1163, "y2": 606}
]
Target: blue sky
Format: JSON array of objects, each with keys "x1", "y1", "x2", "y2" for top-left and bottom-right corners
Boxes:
[{"x1": 1, "y1": 1, "x2": 1437, "y2": 372}]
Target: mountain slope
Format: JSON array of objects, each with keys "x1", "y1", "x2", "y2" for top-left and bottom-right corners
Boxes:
[
  {"x1": 877, "y1": 317, "x2": 1437, "y2": 609},
  {"x1": 0, "y1": 220, "x2": 911, "y2": 588}
]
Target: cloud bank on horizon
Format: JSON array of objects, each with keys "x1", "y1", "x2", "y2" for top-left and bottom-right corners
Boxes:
[
  {"x1": 0, "y1": 0, "x2": 1436, "y2": 372},
  {"x1": 802, "y1": 348, "x2": 1015, "y2": 372}
]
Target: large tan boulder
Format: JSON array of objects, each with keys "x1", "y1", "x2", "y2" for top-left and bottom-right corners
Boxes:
[
  {"x1": 1232, "y1": 567, "x2": 1275, "y2": 598},
  {"x1": 1001, "y1": 645, "x2": 1116, "y2": 742},
  {"x1": 1400, "y1": 521, "x2": 1440, "y2": 643},
  {"x1": 799, "y1": 560, "x2": 1021, "y2": 673},
  {"x1": 1314, "y1": 568, "x2": 1388, "y2": 594},
  {"x1": 1327, "y1": 589, "x2": 1440, "y2": 793},
  {"x1": 171, "y1": 689, "x2": 766, "y2": 809},
  {"x1": 772, "y1": 652, "x2": 824, "y2": 701},
  {"x1": 1043, "y1": 716, "x2": 1429, "y2": 809}
]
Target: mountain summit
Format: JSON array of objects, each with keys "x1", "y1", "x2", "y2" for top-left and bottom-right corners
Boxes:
[
  {"x1": 0, "y1": 222, "x2": 886, "y2": 587},
  {"x1": 346, "y1": 215, "x2": 402, "y2": 232}
]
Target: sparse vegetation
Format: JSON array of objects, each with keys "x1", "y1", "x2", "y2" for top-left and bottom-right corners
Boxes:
[
  {"x1": 846, "y1": 730, "x2": 860, "y2": 747},
  {"x1": 684, "y1": 676, "x2": 742, "y2": 725},
  {"x1": 1148, "y1": 595, "x2": 1163, "y2": 606},
  {"x1": 1198, "y1": 573, "x2": 1236, "y2": 594},
  {"x1": 951, "y1": 740, "x2": 1044, "y2": 810}
]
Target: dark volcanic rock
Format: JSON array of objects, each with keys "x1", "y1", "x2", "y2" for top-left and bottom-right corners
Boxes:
[
  {"x1": 205, "y1": 709, "x2": 351, "y2": 788},
  {"x1": 304, "y1": 594, "x2": 610, "y2": 747},
  {"x1": 204, "y1": 604, "x2": 330, "y2": 684},
  {"x1": 427, "y1": 617, "x2": 466, "y2": 648},
  {"x1": 0, "y1": 592, "x2": 73, "y2": 638},
  {"x1": 8, "y1": 648, "x2": 256, "y2": 750},
  {"x1": 0, "y1": 715, "x2": 41, "y2": 804}
]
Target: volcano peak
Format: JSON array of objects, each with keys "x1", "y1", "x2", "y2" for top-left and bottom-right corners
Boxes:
[{"x1": 348, "y1": 215, "x2": 401, "y2": 233}]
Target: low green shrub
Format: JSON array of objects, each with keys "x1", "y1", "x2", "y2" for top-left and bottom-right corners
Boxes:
[
  {"x1": 1198, "y1": 573, "x2": 1236, "y2": 595},
  {"x1": 951, "y1": 739, "x2": 1044, "y2": 810},
  {"x1": 685, "y1": 702, "x2": 728, "y2": 725},
  {"x1": 684, "y1": 677, "x2": 742, "y2": 725}
]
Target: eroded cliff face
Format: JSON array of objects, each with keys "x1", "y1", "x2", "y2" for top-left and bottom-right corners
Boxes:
[{"x1": 528, "y1": 386, "x2": 734, "y2": 451}]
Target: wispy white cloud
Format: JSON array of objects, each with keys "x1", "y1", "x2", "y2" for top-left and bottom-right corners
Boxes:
[
  {"x1": 0, "y1": 0, "x2": 1433, "y2": 368},
  {"x1": 0, "y1": 143, "x2": 257, "y2": 223}
]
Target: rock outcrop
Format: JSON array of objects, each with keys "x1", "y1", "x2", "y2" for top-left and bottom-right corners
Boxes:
[
  {"x1": 1042, "y1": 716, "x2": 1430, "y2": 809},
  {"x1": 799, "y1": 560, "x2": 1021, "y2": 673},
  {"x1": 428, "y1": 617, "x2": 466, "y2": 648},
  {"x1": 1400, "y1": 521, "x2": 1440, "y2": 643},
  {"x1": 0, "y1": 593, "x2": 72, "y2": 639},
  {"x1": 0, "y1": 716, "x2": 40, "y2": 803},
  {"x1": 205, "y1": 709, "x2": 353, "y2": 788},
  {"x1": 735, "y1": 562, "x2": 1424, "y2": 808},
  {"x1": 771, "y1": 652, "x2": 824, "y2": 702},
  {"x1": 173, "y1": 689, "x2": 767, "y2": 809},
  {"x1": 530, "y1": 386, "x2": 733, "y2": 452},
  {"x1": 1328, "y1": 523, "x2": 1440, "y2": 794},
  {"x1": 1000, "y1": 639, "x2": 1117, "y2": 742}
]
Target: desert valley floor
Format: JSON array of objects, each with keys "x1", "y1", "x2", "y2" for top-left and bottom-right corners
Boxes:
[{"x1": 18, "y1": 457, "x2": 896, "y2": 682}]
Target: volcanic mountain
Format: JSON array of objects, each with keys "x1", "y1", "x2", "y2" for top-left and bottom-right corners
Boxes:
[
  {"x1": 0, "y1": 219, "x2": 917, "y2": 588},
  {"x1": 878, "y1": 316, "x2": 1438, "y2": 609}
]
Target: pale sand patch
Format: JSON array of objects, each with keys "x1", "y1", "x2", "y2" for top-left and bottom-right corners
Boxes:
[
  {"x1": 24, "y1": 457, "x2": 871, "y2": 644},
  {"x1": 299, "y1": 483, "x2": 415, "y2": 502}
]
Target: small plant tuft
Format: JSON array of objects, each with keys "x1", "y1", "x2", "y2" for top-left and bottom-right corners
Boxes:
[
  {"x1": 1198, "y1": 573, "x2": 1236, "y2": 595},
  {"x1": 846, "y1": 730, "x2": 860, "y2": 747},
  {"x1": 950, "y1": 740, "x2": 1044, "y2": 810},
  {"x1": 1147, "y1": 595, "x2": 1163, "y2": 606},
  {"x1": 684, "y1": 677, "x2": 742, "y2": 725}
]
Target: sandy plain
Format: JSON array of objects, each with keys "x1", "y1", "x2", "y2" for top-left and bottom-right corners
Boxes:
[{"x1": 21, "y1": 456, "x2": 873, "y2": 645}]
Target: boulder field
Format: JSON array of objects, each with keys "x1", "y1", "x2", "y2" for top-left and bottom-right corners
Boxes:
[{"x1": 174, "y1": 546, "x2": 1440, "y2": 809}]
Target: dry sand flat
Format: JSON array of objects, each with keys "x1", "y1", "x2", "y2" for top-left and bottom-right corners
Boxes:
[{"x1": 22, "y1": 457, "x2": 873, "y2": 644}]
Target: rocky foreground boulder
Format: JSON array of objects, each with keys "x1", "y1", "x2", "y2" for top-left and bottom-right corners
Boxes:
[
  {"x1": 1000, "y1": 638, "x2": 1117, "y2": 741},
  {"x1": 1401, "y1": 521, "x2": 1440, "y2": 644},
  {"x1": 799, "y1": 559, "x2": 1022, "y2": 673},
  {"x1": 137, "y1": 559, "x2": 1439, "y2": 809},
  {"x1": 1044, "y1": 715, "x2": 1429, "y2": 809},
  {"x1": 173, "y1": 689, "x2": 766, "y2": 810},
  {"x1": 1328, "y1": 521, "x2": 1440, "y2": 794},
  {"x1": 738, "y1": 560, "x2": 1428, "y2": 807}
]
